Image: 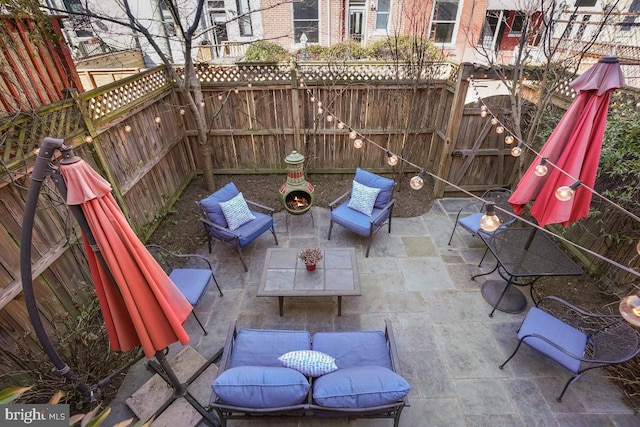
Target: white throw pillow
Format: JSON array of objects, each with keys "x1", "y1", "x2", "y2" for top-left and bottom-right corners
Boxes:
[
  {"x1": 348, "y1": 180, "x2": 381, "y2": 216},
  {"x1": 219, "y1": 192, "x2": 256, "y2": 231},
  {"x1": 278, "y1": 350, "x2": 338, "y2": 377}
]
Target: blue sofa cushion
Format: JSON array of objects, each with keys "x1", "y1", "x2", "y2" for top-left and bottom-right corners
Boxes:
[
  {"x1": 230, "y1": 329, "x2": 311, "y2": 368},
  {"x1": 329, "y1": 204, "x2": 389, "y2": 237},
  {"x1": 354, "y1": 168, "x2": 394, "y2": 209},
  {"x1": 518, "y1": 307, "x2": 587, "y2": 373},
  {"x1": 279, "y1": 350, "x2": 338, "y2": 377},
  {"x1": 212, "y1": 366, "x2": 309, "y2": 409},
  {"x1": 200, "y1": 182, "x2": 240, "y2": 229},
  {"x1": 168, "y1": 269, "x2": 210, "y2": 305},
  {"x1": 348, "y1": 180, "x2": 381, "y2": 216},
  {"x1": 312, "y1": 331, "x2": 392, "y2": 369},
  {"x1": 313, "y1": 366, "x2": 410, "y2": 408}
]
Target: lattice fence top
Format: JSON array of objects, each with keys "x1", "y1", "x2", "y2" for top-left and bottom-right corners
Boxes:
[
  {"x1": 176, "y1": 61, "x2": 454, "y2": 85},
  {"x1": 84, "y1": 67, "x2": 170, "y2": 122}
]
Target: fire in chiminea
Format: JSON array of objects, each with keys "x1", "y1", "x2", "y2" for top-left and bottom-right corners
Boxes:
[{"x1": 279, "y1": 150, "x2": 314, "y2": 215}]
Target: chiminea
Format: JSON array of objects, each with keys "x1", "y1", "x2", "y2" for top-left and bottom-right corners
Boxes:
[{"x1": 279, "y1": 151, "x2": 314, "y2": 215}]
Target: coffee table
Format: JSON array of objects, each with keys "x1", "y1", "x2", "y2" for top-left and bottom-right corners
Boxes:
[{"x1": 257, "y1": 248, "x2": 361, "y2": 316}]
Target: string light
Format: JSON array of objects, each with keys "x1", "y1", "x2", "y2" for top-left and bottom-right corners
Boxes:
[
  {"x1": 338, "y1": 122, "x2": 345, "y2": 129},
  {"x1": 481, "y1": 110, "x2": 488, "y2": 117},
  {"x1": 410, "y1": 169, "x2": 426, "y2": 190},
  {"x1": 354, "y1": 138, "x2": 364, "y2": 149},
  {"x1": 386, "y1": 151, "x2": 399, "y2": 166},
  {"x1": 179, "y1": 108, "x2": 186, "y2": 115},
  {"x1": 555, "y1": 181, "x2": 581, "y2": 201},
  {"x1": 217, "y1": 94, "x2": 223, "y2": 100},
  {"x1": 534, "y1": 158, "x2": 548, "y2": 177},
  {"x1": 496, "y1": 126, "x2": 504, "y2": 134},
  {"x1": 349, "y1": 130, "x2": 358, "y2": 139},
  {"x1": 491, "y1": 117, "x2": 498, "y2": 125},
  {"x1": 504, "y1": 135, "x2": 514, "y2": 145},
  {"x1": 327, "y1": 115, "x2": 334, "y2": 122},
  {"x1": 199, "y1": 100, "x2": 205, "y2": 107},
  {"x1": 317, "y1": 101, "x2": 322, "y2": 107},
  {"x1": 154, "y1": 116, "x2": 162, "y2": 124},
  {"x1": 511, "y1": 145, "x2": 523, "y2": 157},
  {"x1": 84, "y1": 135, "x2": 93, "y2": 143},
  {"x1": 234, "y1": 88, "x2": 239, "y2": 94},
  {"x1": 479, "y1": 202, "x2": 500, "y2": 232},
  {"x1": 310, "y1": 96, "x2": 315, "y2": 102},
  {"x1": 619, "y1": 293, "x2": 640, "y2": 327},
  {"x1": 124, "y1": 124, "x2": 132, "y2": 132},
  {"x1": 318, "y1": 107, "x2": 324, "y2": 114}
]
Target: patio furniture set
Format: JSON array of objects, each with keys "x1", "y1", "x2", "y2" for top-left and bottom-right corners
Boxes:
[{"x1": 154, "y1": 168, "x2": 640, "y2": 425}]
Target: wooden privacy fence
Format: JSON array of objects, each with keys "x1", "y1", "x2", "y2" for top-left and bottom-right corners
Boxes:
[{"x1": 1, "y1": 61, "x2": 640, "y2": 380}]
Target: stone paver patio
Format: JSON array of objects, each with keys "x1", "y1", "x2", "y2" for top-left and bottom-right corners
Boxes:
[{"x1": 106, "y1": 199, "x2": 639, "y2": 427}]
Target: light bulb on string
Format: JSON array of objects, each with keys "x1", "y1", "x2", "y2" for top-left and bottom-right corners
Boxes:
[
  {"x1": 479, "y1": 202, "x2": 500, "y2": 232},
  {"x1": 199, "y1": 100, "x2": 205, "y2": 107},
  {"x1": 354, "y1": 138, "x2": 363, "y2": 149},
  {"x1": 217, "y1": 94, "x2": 223, "y2": 100},
  {"x1": 534, "y1": 158, "x2": 548, "y2": 177},
  {"x1": 234, "y1": 88, "x2": 239, "y2": 94},
  {"x1": 338, "y1": 122, "x2": 345, "y2": 129},
  {"x1": 84, "y1": 135, "x2": 93, "y2": 143},
  {"x1": 480, "y1": 105, "x2": 487, "y2": 112},
  {"x1": 511, "y1": 145, "x2": 523, "y2": 157},
  {"x1": 124, "y1": 124, "x2": 132, "y2": 132},
  {"x1": 318, "y1": 107, "x2": 324, "y2": 114},
  {"x1": 410, "y1": 169, "x2": 426, "y2": 190},
  {"x1": 310, "y1": 96, "x2": 315, "y2": 102},
  {"x1": 179, "y1": 108, "x2": 186, "y2": 115},
  {"x1": 619, "y1": 293, "x2": 640, "y2": 327},
  {"x1": 326, "y1": 115, "x2": 333, "y2": 122},
  {"x1": 349, "y1": 130, "x2": 358, "y2": 139},
  {"x1": 637, "y1": 240, "x2": 640, "y2": 255},
  {"x1": 386, "y1": 151, "x2": 398, "y2": 166},
  {"x1": 496, "y1": 126, "x2": 504, "y2": 134},
  {"x1": 504, "y1": 135, "x2": 514, "y2": 145},
  {"x1": 154, "y1": 116, "x2": 162, "y2": 124},
  {"x1": 491, "y1": 117, "x2": 498, "y2": 125},
  {"x1": 555, "y1": 181, "x2": 581, "y2": 201},
  {"x1": 247, "y1": 82, "x2": 252, "y2": 87},
  {"x1": 317, "y1": 101, "x2": 322, "y2": 107},
  {"x1": 480, "y1": 110, "x2": 488, "y2": 117}
]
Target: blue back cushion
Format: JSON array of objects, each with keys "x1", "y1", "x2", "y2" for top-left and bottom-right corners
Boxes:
[
  {"x1": 354, "y1": 168, "x2": 395, "y2": 209},
  {"x1": 199, "y1": 182, "x2": 240, "y2": 229},
  {"x1": 230, "y1": 329, "x2": 311, "y2": 368},
  {"x1": 312, "y1": 330, "x2": 392, "y2": 369}
]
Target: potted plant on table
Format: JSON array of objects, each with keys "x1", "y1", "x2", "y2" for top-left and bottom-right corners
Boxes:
[{"x1": 298, "y1": 247, "x2": 323, "y2": 271}]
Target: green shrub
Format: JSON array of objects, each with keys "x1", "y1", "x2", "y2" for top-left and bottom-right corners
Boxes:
[
  {"x1": 321, "y1": 40, "x2": 367, "y2": 60},
  {"x1": 244, "y1": 40, "x2": 290, "y2": 62},
  {"x1": 366, "y1": 36, "x2": 444, "y2": 61}
]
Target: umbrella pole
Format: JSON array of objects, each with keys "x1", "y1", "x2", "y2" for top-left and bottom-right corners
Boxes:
[
  {"x1": 154, "y1": 350, "x2": 187, "y2": 397},
  {"x1": 21, "y1": 138, "x2": 94, "y2": 400},
  {"x1": 524, "y1": 227, "x2": 537, "y2": 250}
]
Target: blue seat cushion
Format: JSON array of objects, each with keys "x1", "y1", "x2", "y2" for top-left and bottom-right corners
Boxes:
[
  {"x1": 200, "y1": 182, "x2": 240, "y2": 229},
  {"x1": 330, "y1": 204, "x2": 389, "y2": 236},
  {"x1": 518, "y1": 307, "x2": 587, "y2": 373},
  {"x1": 354, "y1": 168, "x2": 395, "y2": 209},
  {"x1": 458, "y1": 212, "x2": 509, "y2": 236},
  {"x1": 169, "y1": 269, "x2": 210, "y2": 305},
  {"x1": 212, "y1": 366, "x2": 309, "y2": 409},
  {"x1": 230, "y1": 329, "x2": 311, "y2": 368},
  {"x1": 312, "y1": 331, "x2": 392, "y2": 369},
  {"x1": 206, "y1": 211, "x2": 273, "y2": 246},
  {"x1": 312, "y1": 366, "x2": 410, "y2": 408}
]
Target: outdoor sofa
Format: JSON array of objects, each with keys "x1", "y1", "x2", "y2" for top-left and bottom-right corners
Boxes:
[{"x1": 208, "y1": 320, "x2": 410, "y2": 426}]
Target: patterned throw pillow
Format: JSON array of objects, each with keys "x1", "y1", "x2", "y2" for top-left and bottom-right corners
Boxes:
[
  {"x1": 278, "y1": 350, "x2": 338, "y2": 377},
  {"x1": 348, "y1": 180, "x2": 381, "y2": 216},
  {"x1": 219, "y1": 192, "x2": 256, "y2": 231}
]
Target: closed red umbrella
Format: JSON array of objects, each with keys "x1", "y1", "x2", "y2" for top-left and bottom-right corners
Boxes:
[
  {"x1": 509, "y1": 57, "x2": 625, "y2": 227},
  {"x1": 60, "y1": 157, "x2": 192, "y2": 358}
]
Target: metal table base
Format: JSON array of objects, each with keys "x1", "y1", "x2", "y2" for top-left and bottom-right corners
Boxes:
[{"x1": 481, "y1": 280, "x2": 527, "y2": 316}]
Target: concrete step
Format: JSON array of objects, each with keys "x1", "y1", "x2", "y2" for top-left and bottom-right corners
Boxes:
[{"x1": 125, "y1": 346, "x2": 218, "y2": 426}]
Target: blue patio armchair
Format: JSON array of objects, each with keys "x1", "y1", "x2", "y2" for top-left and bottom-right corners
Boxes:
[
  {"x1": 198, "y1": 182, "x2": 278, "y2": 272},
  {"x1": 500, "y1": 296, "x2": 640, "y2": 402},
  {"x1": 328, "y1": 168, "x2": 396, "y2": 257},
  {"x1": 447, "y1": 187, "x2": 515, "y2": 265}
]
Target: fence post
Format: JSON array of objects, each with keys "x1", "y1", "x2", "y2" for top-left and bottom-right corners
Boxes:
[
  {"x1": 433, "y1": 63, "x2": 470, "y2": 197},
  {"x1": 290, "y1": 62, "x2": 302, "y2": 150}
]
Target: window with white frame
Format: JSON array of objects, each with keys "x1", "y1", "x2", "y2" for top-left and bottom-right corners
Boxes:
[
  {"x1": 208, "y1": 0, "x2": 228, "y2": 45},
  {"x1": 236, "y1": 0, "x2": 253, "y2": 36},
  {"x1": 430, "y1": 0, "x2": 459, "y2": 44},
  {"x1": 621, "y1": 0, "x2": 640, "y2": 32},
  {"x1": 63, "y1": 0, "x2": 94, "y2": 38},
  {"x1": 293, "y1": 0, "x2": 319, "y2": 43},
  {"x1": 376, "y1": 0, "x2": 390, "y2": 31}
]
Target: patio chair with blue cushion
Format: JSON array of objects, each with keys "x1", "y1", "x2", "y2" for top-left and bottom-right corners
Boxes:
[
  {"x1": 146, "y1": 244, "x2": 223, "y2": 335},
  {"x1": 198, "y1": 182, "x2": 278, "y2": 272},
  {"x1": 447, "y1": 187, "x2": 515, "y2": 266},
  {"x1": 499, "y1": 296, "x2": 640, "y2": 402},
  {"x1": 328, "y1": 168, "x2": 396, "y2": 257}
]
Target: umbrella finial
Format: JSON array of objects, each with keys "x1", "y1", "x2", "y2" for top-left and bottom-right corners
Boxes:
[
  {"x1": 599, "y1": 56, "x2": 619, "y2": 64},
  {"x1": 59, "y1": 145, "x2": 81, "y2": 165}
]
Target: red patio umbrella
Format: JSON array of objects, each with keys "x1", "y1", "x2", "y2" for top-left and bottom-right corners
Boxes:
[
  {"x1": 508, "y1": 57, "x2": 625, "y2": 227},
  {"x1": 59, "y1": 158, "x2": 192, "y2": 358}
]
